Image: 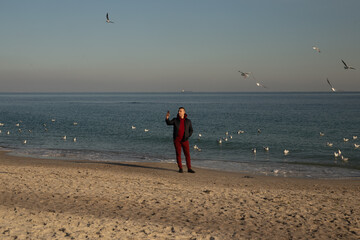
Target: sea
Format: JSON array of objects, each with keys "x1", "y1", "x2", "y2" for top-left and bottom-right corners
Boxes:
[{"x1": 1, "y1": 92, "x2": 360, "y2": 179}]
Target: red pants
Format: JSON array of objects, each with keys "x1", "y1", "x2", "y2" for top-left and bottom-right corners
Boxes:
[{"x1": 174, "y1": 140, "x2": 191, "y2": 170}]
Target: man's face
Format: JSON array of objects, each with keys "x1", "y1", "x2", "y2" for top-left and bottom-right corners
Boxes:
[{"x1": 178, "y1": 108, "x2": 185, "y2": 118}]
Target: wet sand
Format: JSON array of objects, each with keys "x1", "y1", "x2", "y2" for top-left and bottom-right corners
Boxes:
[{"x1": 1, "y1": 150, "x2": 359, "y2": 239}]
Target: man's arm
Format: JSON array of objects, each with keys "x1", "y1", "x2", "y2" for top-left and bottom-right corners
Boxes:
[
  {"x1": 165, "y1": 111, "x2": 174, "y2": 125},
  {"x1": 188, "y1": 120, "x2": 193, "y2": 137}
]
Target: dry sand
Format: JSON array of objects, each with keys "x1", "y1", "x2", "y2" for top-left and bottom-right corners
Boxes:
[{"x1": 1, "y1": 150, "x2": 360, "y2": 239}]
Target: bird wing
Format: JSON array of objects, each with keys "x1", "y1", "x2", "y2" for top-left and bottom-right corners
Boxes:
[
  {"x1": 106, "y1": 13, "x2": 109, "y2": 20},
  {"x1": 341, "y1": 59, "x2": 348, "y2": 67},
  {"x1": 327, "y1": 78, "x2": 333, "y2": 88}
]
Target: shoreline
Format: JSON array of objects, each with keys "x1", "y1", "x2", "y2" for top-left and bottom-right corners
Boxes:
[
  {"x1": 1, "y1": 150, "x2": 360, "y2": 239},
  {"x1": 4, "y1": 147, "x2": 360, "y2": 180}
]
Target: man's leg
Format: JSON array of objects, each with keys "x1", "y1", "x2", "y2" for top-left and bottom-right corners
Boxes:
[
  {"x1": 174, "y1": 141, "x2": 183, "y2": 170},
  {"x1": 181, "y1": 140, "x2": 192, "y2": 170}
]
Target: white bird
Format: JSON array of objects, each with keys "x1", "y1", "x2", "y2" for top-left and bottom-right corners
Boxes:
[
  {"x1": 252, "y1": 148, "x2": 257, "y2": 154},
  {"x1": 341, "y1": 155, "x2": 349, "y2": 162},
  {"x1": 229, "y1": 135, "x2": 233, "y2": 139},
  {"x1": 312, "y1": 46, "x2": 321, "y2": 53},
  {"x1": 131, "y1": 126, "x2": 136, "y2": 130},
  {"x1": 326, "y1": 78, "x2": 336, "y2": 92},
  {"x1": 223, "y1": 137, "x2": 228, "y2": 142},
  {"x1": 341, "y1": 59, "x2": 356, "y2": 70},
  {"x1": 334, "y1": 152, "x2": 339, "y2": 157},
  {"x1": 6, "y1": 131, "x2": 10, "y2": 135},
  {"x1": 15, "y1": 123, "x2": 20, "y2": 127},
  {"x1": 263, "y1": 146, "x2": 270, "y2": 151},
  {"x1": 0, "y1": 123, "x2": 4, "y2": 126},
  {"x1": 23, "y1": 140, "x2": 27, "y2": 144},
  {"x1": 319, "y1": 132, "x2": 325, "y2": 136},
  {"x1": 237, "y1": 130, "x2": 244, "y2": 134},
  {"x1": 273, "y1": 169, "x2": 279, "y2": 175},
  {"x1": 0, "y1": 130, "x2": 2, "y2": 133},
  {"x1": 73, "y1": 137, "x2": 77, "y2": 142},
  {"x1": 353, "y1": 136, "x2": 358, "y2": 140},
  {"x1": 106, "y1": 13, "x2": 114, "y2": 23},
  {"x1": 217, "y1": 138, "x2": 222, "y2": 144},
  {"x1": 144, "y1": 129, "x2": 149, "y2": 132},
  {"x1": 256, "y1": 82, "x2": 267, "y2": 88},
  {"x1": 338, "y1": 149, "x2": 342, "y2": 156},
  {"x1": 62, "y1": 136, "x2": 67, "y2": 140},
  {"x1": 284, "y1": 149, "x2": 289, "y2": 155},
  {"x1": 257, "y1": 129, "x2": 261, "y2": 133},
  {"x1": 193, "y1": 145, "x2": 201, "y2": 151},
  {"x1": 326, "y1": 142, "x2": 333, "y2": 147},
  {"x1": 354, "y1": 143, "x2": 360, "y2": 149},
  {"x1": 73, "y1": 122, "x2": 78, "y2": 126},
  {"x1": 198, "y1": 133, "x2": 202, "y2": 138},
  {"x1": 51, "y1": 119, "x2": 56, "y2": 122},
  {"x1": 225, "y1": 131, "x2": 229, "y2": 135},
  {"x1": 343, "y1": 138, "x2": 349, "y2": 142},
  {"x1": 238, "y1": 71, "x2": 251, "y2": 79}
]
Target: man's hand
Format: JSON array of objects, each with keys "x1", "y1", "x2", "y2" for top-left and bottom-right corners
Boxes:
[{"x1": 166, "y1": 111, "x2": 170, "y2": 119}]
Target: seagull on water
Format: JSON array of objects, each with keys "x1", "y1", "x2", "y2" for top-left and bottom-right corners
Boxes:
[
  {"x1": 63, "y1": 136, "x2": 67, "y2": 140},
  {"x1": 217, "y1": 138, "x2": 222, "y2": 144},
  {"x1": 326, "y1": 78, "x2": 336, "y2": 92},
  {"x1": 73, "y1": 137, "x2": 77, "y2": 142},
  {"x1": 23, "y1": 140, "x2": 27, "y2": 144},
  {"x1": 341, "y1": 59, "x2": 356, "y2": 70},
  {"x1": 284, "y1": 149, "x2": 289, "y2": 155},
  {"x1": 193, "y1": 145, "x2": 202, "y2": 151},
  {"x1": 144, "y1": 129, "x2": 149, "y2": 132},
  {"x1": 343, "y1": 138, "x2": 349, "y2": 142},
  {"x1": 131, "y1": 126, "x2": 136, "y2": 130},
  {"x1": 326, "y1": 142, "x2": 333, "y2": 147},
  {"x1": 354, "y1": 143, "x2": 360, "y2": 149},
  {"x1": 320, "y1": 132, "x2": 325, "y2": 136},
  {"x1": 312, "y1": 46, "x2": 321, "y2": 53},
  {"x1": 238, "y1": 71, "x2": 251, "y2": 79},
  {"x1": 252, "y1": 148, "x2": 257, "y2": 154},
  {"x1": 263, "y1": 146, "x2": 270, "y2": 151},
  {"x1": 341, "y1": 155, "x2": 349, "y2": 162},
  {"x1": 353, "y1": 136, "x2": 358, "y2": 140},
  {"x1": 237, "y1": 130, "x2": 245, "y2": 134},
  {"x1": 106, "y1": 13, "x2": 114, "y2": 23}
]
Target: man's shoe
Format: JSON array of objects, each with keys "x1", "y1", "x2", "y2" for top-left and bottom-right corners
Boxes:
[
  {"x1": 188, "y1": 169, "x2": 195, "y2": 173},
  {"x1": 179, "y1": 169, "x2": 184, "y2": 173}
]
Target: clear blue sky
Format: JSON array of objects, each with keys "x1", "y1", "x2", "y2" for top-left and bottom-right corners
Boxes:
[{"x1": 1, "y1": 0, "x2": 359, "y2": 92}]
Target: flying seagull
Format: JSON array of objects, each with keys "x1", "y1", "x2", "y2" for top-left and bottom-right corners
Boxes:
[
  {"x1": 341, "y1": 59, "x2": 355, "y2": 70},
  {"x1": 106, "y1": 13, "x2": 114, "y2": 23},
  {"x1": 256, "y1": 82, "x2": 267, "y2": 88},
  {"x1": 312, "y1": 46, "x2": 321, "y2": 53},
  {"x1": 238, "y1": 71, "x2": 251, "y2": 79},
  {"x1": 326, "y1": 78, "x2": 336, "y2": 92}
]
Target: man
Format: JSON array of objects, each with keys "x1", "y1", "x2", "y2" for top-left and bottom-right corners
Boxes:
[{"x1": 166, "y1": 107, "x2": 195, "y2": 173}]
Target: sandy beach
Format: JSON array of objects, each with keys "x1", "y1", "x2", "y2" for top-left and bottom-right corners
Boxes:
[{"x1": 0, "y1": 150, "x2": 359, "y2": 239}]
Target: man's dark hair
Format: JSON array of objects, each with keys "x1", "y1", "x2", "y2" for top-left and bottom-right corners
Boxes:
[{"x1": 178, "y1": 107, "x2": 185, "y2": 111}]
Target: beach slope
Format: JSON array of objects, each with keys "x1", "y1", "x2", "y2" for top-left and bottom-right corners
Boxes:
[{"x1": 1, "y1": 151, "x2": 359, "y2": 239}]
